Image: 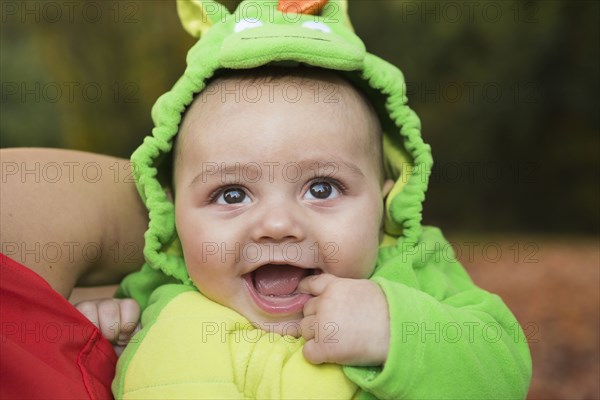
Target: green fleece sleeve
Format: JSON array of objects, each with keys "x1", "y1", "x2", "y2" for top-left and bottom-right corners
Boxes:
[{"x1": 343, "y1": 227, "x2": 532, "y2": 399}]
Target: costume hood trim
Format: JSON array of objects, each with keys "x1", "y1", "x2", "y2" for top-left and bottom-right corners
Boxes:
[{"x1": 131, "y1": 0, "x2": 432, "y2": 285}]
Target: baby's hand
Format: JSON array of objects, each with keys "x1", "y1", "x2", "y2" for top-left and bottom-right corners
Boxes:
[
  {"x1": 298, "y1": 274, "x2": 390, "y2": 366},
  {"x1": 75, "y1": 298, "x2": 140, "y2": 356}
]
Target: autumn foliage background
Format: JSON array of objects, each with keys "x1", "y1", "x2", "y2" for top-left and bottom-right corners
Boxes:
[{"x1": 1, "y1": 1, "x2": 598, "y2": 398}]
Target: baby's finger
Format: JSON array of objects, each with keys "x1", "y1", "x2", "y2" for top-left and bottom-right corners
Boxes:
[
  {"x1": 113, "y1": 344, "x2": 127, "y2": 357},
  {"x1": 298, "y1": 273, "x2": 336, "y2": 296},
  {"x1": 302, "y1": 296, "x2": 319, "y2": 317},
  {"x1": 302, "y1": 339, "x2": 327, "y2": 365},
  {"x1": 75, "y1": 302, "x2": 99, "y2": 329},
  {"x1": 300, "y1": 314, "x2": 317, "y2": 341},
  {"x1": 97, "y1": 299, "x2": 121, "y2": 342},
  {"x1": 118, "y1": 299, "x2": 141, "y2": 336}
]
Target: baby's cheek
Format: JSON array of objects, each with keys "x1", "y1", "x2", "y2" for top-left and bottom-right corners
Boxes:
[
  {"x1": 328, "y1": 244, "x2": 378, "y2": 279},
  {"x1": 187, "y1": 269, "x2": 217, "y2": 300},
  {"x1": 179, "y1": 224, "x2": 216, "y2": 266},
  {"x1": 185, "y1": 252, "x2": 217, "y2": 282}
]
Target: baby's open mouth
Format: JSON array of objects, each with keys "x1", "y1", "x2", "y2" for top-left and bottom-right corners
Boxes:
[
  {"x1": 253, "y1": 264, "x2": 317, "y2": 296},
  {"x1": 243, "y1": 264, "x2": 319, "y2": 314}
]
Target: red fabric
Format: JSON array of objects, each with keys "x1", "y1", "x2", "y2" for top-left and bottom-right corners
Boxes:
[{"x1": 0, "y1": 253, "x2": 116, "y2": 399}]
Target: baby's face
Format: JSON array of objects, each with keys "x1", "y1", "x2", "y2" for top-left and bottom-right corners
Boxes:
[{"x1": 174, "y1": 71, "x2": 392, "y2": 335}]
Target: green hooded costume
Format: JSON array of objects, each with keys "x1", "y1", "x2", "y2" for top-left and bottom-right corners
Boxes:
[{"x1": 114, "y1": 1, "x2": 532, "y2": 398}]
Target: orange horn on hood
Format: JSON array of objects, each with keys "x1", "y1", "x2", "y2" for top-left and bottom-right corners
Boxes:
[{"x1": 277, "y1": 0, "x2": 329, "y2": 15}]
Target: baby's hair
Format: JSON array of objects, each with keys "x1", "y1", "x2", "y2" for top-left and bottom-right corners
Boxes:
[{"x1": 168, "y1": 65, "x2": 385, "y2": 194}]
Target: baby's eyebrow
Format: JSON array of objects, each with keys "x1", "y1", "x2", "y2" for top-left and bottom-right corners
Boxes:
[
  {"x1": 188, "y1": 158, "x2": 364, "y2": 187},
  {"x1": 294, "y1": 158, "x2": 365, "y2": 178},
  {"x1": 189, "y1": 163, "x2": 242, "y2": 187}
]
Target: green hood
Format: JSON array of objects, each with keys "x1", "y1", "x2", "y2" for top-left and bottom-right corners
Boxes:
[{"x1": 121, "y1": 0, "x2": 432, "y2": 300}]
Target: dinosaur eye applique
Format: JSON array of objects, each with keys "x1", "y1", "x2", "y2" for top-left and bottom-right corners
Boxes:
[
  {"x1": 234, "y1": 18, "x2": 264, "y2": 33},
  {"x1": 301, "y1": 21, "x2": 331, "y2": 33}
]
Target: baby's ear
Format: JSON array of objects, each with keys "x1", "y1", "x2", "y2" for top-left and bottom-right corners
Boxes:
[
  {"x1": 177, "y1": 0, "x2": 230, "y2": 38},
  {"x1": 165, "y1": 187, "x2": 174, "y2": 202},
  {"x1": 382, "y1": 179, "x2": 394, "y2": 199}
]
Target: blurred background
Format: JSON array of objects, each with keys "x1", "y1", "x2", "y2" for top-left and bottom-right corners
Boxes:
[{"x1": 1, "y1": 0, "x2": 598, "y2": 398}]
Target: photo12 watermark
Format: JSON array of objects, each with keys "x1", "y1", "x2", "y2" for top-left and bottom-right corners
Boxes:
[
  {"x1": 1, "y1": 321, "x2": 108, "y2": 344},
  {"x1": 1, "y1": 81, "x2": 139, "y2": 104},
  {"x1": 1, "y1": 1, "x2": 141, "y2": 24},
  {"x1": 0, "y1": 241, "x2": 141, "y2": 265},
  {"x1": 200, "y1": 241, "x2": 339, "y2": 264},
  {"x1": 199, "y1": 320, "x2": 339, "y2": 344},
  {"x1": 400, "y1": 239, "x2": 540, "y2": 264},
  {"x1": 194, "y1": 161, "x2": 339, "y2": 185},
  {"x1": 181, "y1": 0, "x2": 342, "y2": 25},
  {"x1": 396, "y1": 161, "x2": 540, "y2": 185},
  {"x1": 1, "y1": 160, "x2": 140, "y2": 184},
  {"x1": 199, "y1": 80, "x2": 341, "y2": 104},
  {"x1": 406, "y1": 81, "x2": 540, "y2": 105},
  {"x1": 397, "y1": 2, "x2": 540, "y2": 24},
  {"x1": 400, "y1": 321, "x2": 539, "y2": 344}
]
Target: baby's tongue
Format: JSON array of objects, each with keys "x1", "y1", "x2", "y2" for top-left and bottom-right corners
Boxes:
[{"x1": 253, "y1": 265, "x2": 307, "y2": 296}]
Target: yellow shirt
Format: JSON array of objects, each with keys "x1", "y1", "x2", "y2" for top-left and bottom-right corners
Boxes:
[{"x1": 114, "y1": 288, "x2": 359, "y2": 399}]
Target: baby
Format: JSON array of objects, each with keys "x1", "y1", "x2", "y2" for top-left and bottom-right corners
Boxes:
[
  {"x1": 76, "y1": 0, "x2": 532, "y2": 398},
  {"x1": 172, "y1": 67, "x2": 392, "y2": 352},
  {"x1": 110, "y1": 68, "x2": 395, "y2": 398}
]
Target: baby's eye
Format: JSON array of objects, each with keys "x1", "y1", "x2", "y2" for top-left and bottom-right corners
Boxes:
[
  {"x1": 216, "y1": 187, "x2": 250, "y2": 204},
  {"x1": 304, "y1": 181, "x2": 340, "y2": 200}
]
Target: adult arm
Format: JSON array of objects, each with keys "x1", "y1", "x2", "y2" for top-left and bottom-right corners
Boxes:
[{"x1": 0, "y1": 148, "x2": 148, "y2": 298}]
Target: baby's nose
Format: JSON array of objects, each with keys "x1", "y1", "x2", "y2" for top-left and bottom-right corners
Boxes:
[{"x1": 250, "y1": 204, "x2": 305, "y2": 243}]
